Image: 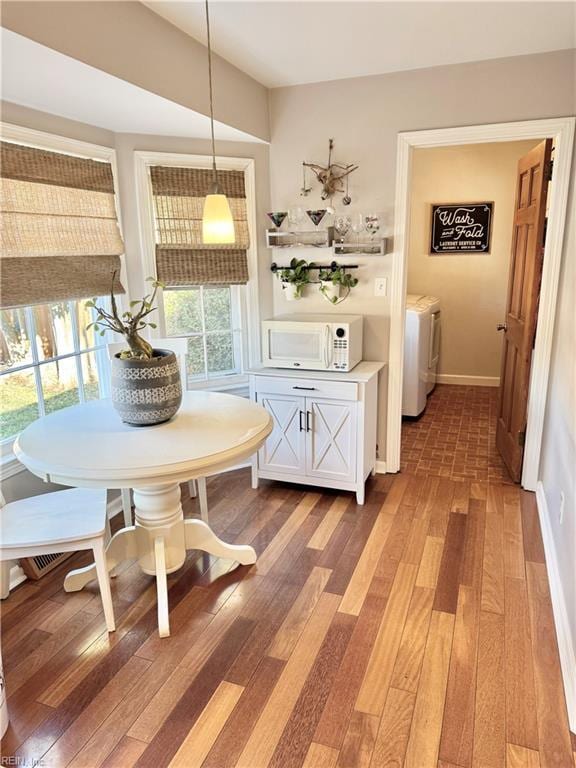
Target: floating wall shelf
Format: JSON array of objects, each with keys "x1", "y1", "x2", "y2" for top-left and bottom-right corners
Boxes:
[
  {"x1": 266, "y1": 229, "x2": 330, "y2": 249},
  {"x1": 265, "y1": 229, "x2": 388, "y2": 256},
  {"x1": 334, "y1": 241, "x2": 387, "y2": 256}
]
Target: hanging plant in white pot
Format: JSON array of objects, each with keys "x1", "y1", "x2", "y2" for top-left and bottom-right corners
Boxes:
[
  {"x1": 277, "y1": 258, "x2": 313, "y2": 301},
  {"x1": 318, "y1": 265, "x2": 358, "y2": 305}
]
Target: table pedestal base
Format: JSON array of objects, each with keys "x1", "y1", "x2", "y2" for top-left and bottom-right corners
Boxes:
[{"x1": 63, "y1": 482, "x2": 256, "y2": 637}]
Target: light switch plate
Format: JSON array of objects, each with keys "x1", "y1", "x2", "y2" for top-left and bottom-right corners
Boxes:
[{"x1": 374, "y1": 277, "x2": 388, "y2": 297}]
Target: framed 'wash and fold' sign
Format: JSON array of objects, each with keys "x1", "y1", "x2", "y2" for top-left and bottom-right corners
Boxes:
[{"x1": 430, "y1": 202, "x2": 493, "y2": 254}]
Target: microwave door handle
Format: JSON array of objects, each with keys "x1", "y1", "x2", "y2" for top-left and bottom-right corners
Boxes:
[{"x1": 324, "y1": 325, "x2": 331, "y2": 368}]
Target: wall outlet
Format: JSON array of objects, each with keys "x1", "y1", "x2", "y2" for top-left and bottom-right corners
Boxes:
[
  {"x1": 559, "y1": 491, "x2": 565, "y2": 524},
  {"x1": 374, "y1": 277, "x2": 388, "y2": 297}
]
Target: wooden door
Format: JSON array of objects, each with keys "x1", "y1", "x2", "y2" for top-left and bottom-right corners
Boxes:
[
  {"x1": 496, "y1": 139, "x2": 552, "y2": 481},
  {"x1": 306, "y1": 397, "x2": 357, "y2": 482},
  {"x1": 257, "y1": 393, "x2": 307, "y2": 476}
]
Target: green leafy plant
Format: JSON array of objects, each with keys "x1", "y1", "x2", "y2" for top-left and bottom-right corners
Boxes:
[
  {"x1": 318, "y1": 265, "x2": 358, "y2": 304},
  {"x1": 86, "y1": 272, "x2": 165, "y2": 359},
  {"x1": 278, "y1": 258, "x2": 314, "y2": 298}
]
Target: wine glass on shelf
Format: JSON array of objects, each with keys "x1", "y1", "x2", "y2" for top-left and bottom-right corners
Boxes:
[
  {"x1": 287, "y1": 206, "x2": 305, "y2": 230},
  {"x1": 365, "y1": 213, "x2": 381, "y2": 252},
  {"x1": 334, "y1": 215, "x2": 351, "y2": 245},
  {"x1": 306, "y1": 209, "x2": 327, "y2": 227},
  {"x1": 267, "y1": 211, "x2": 287, "y2": 229},
  {"x1": 350, "y1": 212, "x2": 365, "y2": 249},
  {"x1": 306, "y1": 209, "x2": 328, "y2": 247},
  {"x1": 287, "y1": 207, "x2": 305, "y2": 245}
]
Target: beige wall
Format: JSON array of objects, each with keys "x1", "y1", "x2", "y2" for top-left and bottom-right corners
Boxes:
[
  {"x1": 268, "y1": 49, "x2": 575, "y2": 458},
  {"x1": 1, "y1": 1, "x2": 270, "y2": 141},
  {"x1": 408, "y1": 140, "x2": 539, "y2": 379}
]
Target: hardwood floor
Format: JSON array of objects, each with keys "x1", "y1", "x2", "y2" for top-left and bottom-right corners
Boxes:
[{"x1": 1, "y1": 469, "x2": 574, "y2": 768}]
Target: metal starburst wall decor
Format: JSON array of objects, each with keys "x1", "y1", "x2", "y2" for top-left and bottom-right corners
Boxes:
[{"x1": 301, "y1": 138, "x2": 359, "y2": 204}]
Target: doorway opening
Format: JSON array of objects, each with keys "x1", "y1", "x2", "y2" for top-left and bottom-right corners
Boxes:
[
  {"x1": 386, "y1": 118, "x2": 575, "y2": 490},
  {"x1": 400, "y1": 138, "x2": 549, "y2": 483}
]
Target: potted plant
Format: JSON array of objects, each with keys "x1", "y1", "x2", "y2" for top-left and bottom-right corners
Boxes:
[
  {"x1": 278, "y1": 258, "x2": 313, "y2": 301},
  {"x1": 318, "y1": 265, "x2": 358, "y2": 304},
  {"x1": 87, "y1": 274, "x2": 182, "y2": 426}
]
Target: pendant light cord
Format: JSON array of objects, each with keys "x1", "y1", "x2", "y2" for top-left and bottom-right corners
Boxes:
[{"x1": 205, "y1": 0, "x2": 218, "y2": 190}]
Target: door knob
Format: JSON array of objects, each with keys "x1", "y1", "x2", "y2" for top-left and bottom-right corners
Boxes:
[{"x1": 496, "y1": 323, "x2": 508, "y2": 332}]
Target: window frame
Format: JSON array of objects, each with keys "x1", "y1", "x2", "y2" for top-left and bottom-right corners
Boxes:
[
  {"x1": 0, "y1": 122, "x2": 127, "y2": 473},
  {"x1": 162, "y1": 284, "x2": 247, "y2": 386},
  {"x1": 133, "y1": 151, "x2": 260, "y2": 391}
]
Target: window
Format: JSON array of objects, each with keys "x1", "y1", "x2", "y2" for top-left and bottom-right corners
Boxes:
[
  {"x1": 0, "y1": 298, "x2": 111, "y2": 445},
  {"x1": 162, "y1": 286, "x2": 245, "y2": 386},
  {"x1": 136, "y1": 152, "x2": 259, "y2": 390},
  {"x1": 0, "y1": 124, "x2": 125, "y2": 460}
]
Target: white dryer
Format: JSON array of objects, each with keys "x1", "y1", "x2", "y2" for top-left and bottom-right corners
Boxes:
[{"x1": 402, "y1": 294, "x2": 441, "y2": 417}]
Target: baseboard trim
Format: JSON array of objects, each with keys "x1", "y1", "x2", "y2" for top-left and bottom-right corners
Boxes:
[
  {"x1": 436, "y1": 374, "x2": 500, "y2": 387},
  {"x1": 375, "y1": 461, "x2": 387, "y2": 474},
  {"x1": 536, "y1": 481, "x2": 576, "y2": 732},
  {"x1": 107, "y1": 496, "x2": 124, "y2": 520}
]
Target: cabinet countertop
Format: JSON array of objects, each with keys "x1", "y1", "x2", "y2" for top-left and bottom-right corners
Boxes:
[{"x1": 248, "y1": 361, "x2": 386, "y2": 384}]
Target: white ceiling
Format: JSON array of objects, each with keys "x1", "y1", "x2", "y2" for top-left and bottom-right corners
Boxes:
[
  {"x1": 0, "y1": 29, "x2": 264, "y2": 142},
  {"x1": 145, "y1": 1, "x2": 575, "y2": 88}
]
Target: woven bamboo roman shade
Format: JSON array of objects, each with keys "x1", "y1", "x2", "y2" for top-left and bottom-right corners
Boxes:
[
  {"x1": 150, "y1": 165, "x2": 249, "y2": 286},
  {"x1": 0, "y1": 141, "x2": 125, "y2": 308}
]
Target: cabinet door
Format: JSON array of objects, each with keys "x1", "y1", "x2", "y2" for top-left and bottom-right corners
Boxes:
[
  {"x1": 306, "y1": 397, "x2": 357, "y2": 483},
  {"x1": 257, "y1": 393, "x2": 307, "y2": 476}
]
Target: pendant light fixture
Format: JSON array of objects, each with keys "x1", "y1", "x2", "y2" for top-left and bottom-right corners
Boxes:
[{"x1": 202, "y1": 0, "x2": 235, "y2": 244}]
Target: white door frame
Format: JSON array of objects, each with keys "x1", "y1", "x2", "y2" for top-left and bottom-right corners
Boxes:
[{"x1": 387, "y1": 117, "x2": 575, "y2": 490}]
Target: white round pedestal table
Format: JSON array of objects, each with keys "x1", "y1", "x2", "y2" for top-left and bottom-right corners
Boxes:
[{"x1": 14, "y1": 392, "x2": 272, "y2": 637}]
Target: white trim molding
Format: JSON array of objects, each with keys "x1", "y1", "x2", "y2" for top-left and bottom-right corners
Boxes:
[
  {"x1": 0, "y1": 453, "x2": 25, "y2": 480},
  {"x1": 436, "y1": 374, "x2": 500, "y2": 387},
  {"x1": 0, "y1": 121, "x2": 115, "y2": 161},
  {"x1": 387, "y1": 117, "x2": 575, "y2": 490},
  {"x1": 536, "y1": 482, "x2": 576, "y2": 732}
]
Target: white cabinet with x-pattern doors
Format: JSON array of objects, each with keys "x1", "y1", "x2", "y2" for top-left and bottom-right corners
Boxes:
[{"x1": 249, "y1": 362, "x2": 384, "y2": 504}]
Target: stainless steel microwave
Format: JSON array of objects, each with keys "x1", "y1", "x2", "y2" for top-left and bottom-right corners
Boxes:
[{"x1": 261, "y1": 314, "x2": 363, "y2": 372}]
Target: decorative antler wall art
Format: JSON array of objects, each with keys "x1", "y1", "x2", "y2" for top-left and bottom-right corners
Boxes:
[{"x1": 301, "y1": 139, "x2": 358, "y2": 204}]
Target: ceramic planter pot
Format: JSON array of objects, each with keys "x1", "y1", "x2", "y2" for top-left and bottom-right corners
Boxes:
[
  {"x1": 282, "y1": 282, "x2": 302, "y2": 301},
  {"x1": 111, "y1": 349, "x2": 182, "y2": 426},
  {"x1": 320, "y1": 281, "x2": 341, "y2": 303}
]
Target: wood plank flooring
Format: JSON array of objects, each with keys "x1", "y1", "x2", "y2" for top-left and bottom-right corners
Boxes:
[{"x1": 1, "y1": 469, "x2": 573, "y2": 768}]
